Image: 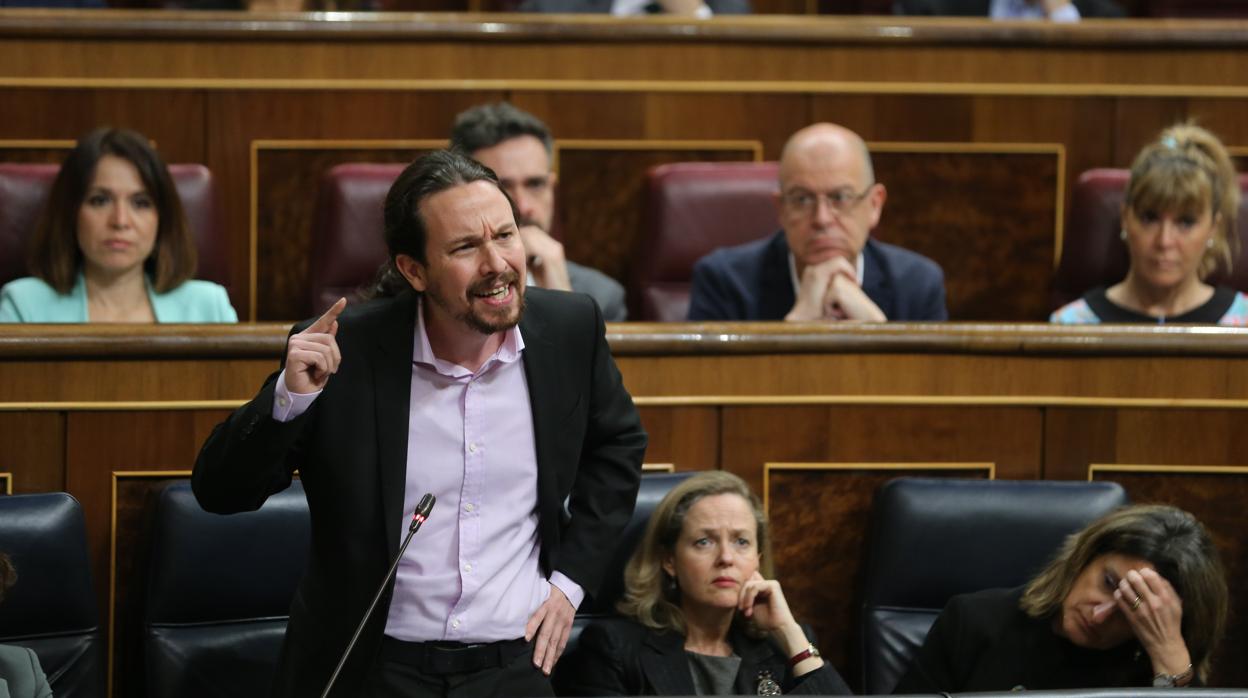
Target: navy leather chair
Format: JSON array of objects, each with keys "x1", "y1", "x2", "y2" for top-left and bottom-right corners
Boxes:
[
  {"x1": 552, "y1": 471, "x2": 694, "y2": 693},
  {"x1": 144, "y1": 480, "x2": 310, "y2": 698},
  {"x1": 859, "y1": 478, "x2": 1129, "y2": 696},
  {"x1": 0, "y1": 492, "x2": 105, "y2": 698}
]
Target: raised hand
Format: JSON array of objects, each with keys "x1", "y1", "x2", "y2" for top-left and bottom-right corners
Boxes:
[
  {"x1": 519, "y1": 225, "x2": 572, "y2": 292},
  {"x1": 284, "y1": 298, "x2": 346, "y2": 394}
]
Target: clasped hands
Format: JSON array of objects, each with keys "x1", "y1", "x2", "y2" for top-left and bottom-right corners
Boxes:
[{"x1": 785, "y1": 256, "x2": 886, "y2": 322}]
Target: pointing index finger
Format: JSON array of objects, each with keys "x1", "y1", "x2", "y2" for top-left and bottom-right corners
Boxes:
[{"x1": 306, "y1": 297, "x2": 347, "y2": 335}]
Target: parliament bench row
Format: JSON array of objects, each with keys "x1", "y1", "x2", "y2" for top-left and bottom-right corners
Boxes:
[
  {"x1": 6, "y1": 475, "x2": 1220, "y2": 697},
  {"x1": 7, "y1": 161, "x2": 1248, "y2": 322}
]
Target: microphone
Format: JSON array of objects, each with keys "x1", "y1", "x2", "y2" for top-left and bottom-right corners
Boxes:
[{"x1": 320, "y1": 493, "x2": 436, "y2": 698}]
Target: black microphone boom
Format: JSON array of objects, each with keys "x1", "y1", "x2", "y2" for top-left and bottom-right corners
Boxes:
[{"x1": 320, "y1": 493, "x2": 436, "y2": 698}]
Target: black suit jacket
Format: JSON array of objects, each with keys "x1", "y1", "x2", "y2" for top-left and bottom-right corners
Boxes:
[
  {"x1": 519, "y1": 0, "x2": 751, "y2": 14},
  {"x1": 560, "y1": 617, "x2": 852, "y2": 696},
  {"x1": 893, "y1": 587, "x2": 1154, "y2": 693},
  {"x1": 686, "y1": 232, "x2": 948, "y2": 321},
  {"x1": 894, "y1": 0, "x2": 1124, "y2": 17},
  {"x1": 192, "y1": 287, "x2": 647, "y2": 698}
]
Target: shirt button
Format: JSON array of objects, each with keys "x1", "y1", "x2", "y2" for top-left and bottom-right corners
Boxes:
[
  {"x1": 468, "y1": 443, "x2": 477, "y2": 453},
  {"x1": 463, "y1": 563, "x2": 472, "y2": 573},
  {"x1": 278, "y1": 397, "x2": 289, "y2": 407},
  {"x1": 464, "y1": 503, "x2": 475, "y2": 513},
  {"x1": 451, "y1": 619, "x2": 460, "y2": 629}
]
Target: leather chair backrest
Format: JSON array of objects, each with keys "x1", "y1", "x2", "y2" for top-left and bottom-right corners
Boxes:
[
  {"x1": 0, "y1": 492, "x2": 105, "y2": 698},
  {"x1": 552, "y1": 471, "x2": 694, "y2": 694},
  {"x1": 144, "y1": 480, "x2": 311, "y2": 698},
  {"x1": 1052, "y1": 168, "x2": 1248, "y2": 311},
  {"x1": 859, "y1": 478, "x2": 1129, "y2": 696},
  {"x1": 634, "y1": 162, "x2": 781, "y2": 321},
  {"x1": 306, "y1": 163, "x2": 403, "y2": 317},
  {"x1": 0, "y1": 162, "x2": 231, "y2": 291}
]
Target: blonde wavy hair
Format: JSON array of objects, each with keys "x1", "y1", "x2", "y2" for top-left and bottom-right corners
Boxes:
[
  {"x1": 1019, "y1": 505, "x2": 1228, "y2": 683},
  {"x1": 1124, "y1": 122, "x2": 1240, "y2": 280},
  {"x1": 616, "y1": 471, "x2": 774, "y2": 636}
]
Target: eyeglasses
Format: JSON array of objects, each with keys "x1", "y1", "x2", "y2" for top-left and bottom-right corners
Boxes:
[{"x1": 781, "y1": 185, "x2": 873, "y2": 215}]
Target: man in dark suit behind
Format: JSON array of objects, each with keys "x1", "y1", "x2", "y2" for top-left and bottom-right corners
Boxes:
[
  {"x1": 193, "y1": 150, "x2": 647, "y2": 698},
  {"x1": 895, "y1": 0, "x2": 1124, "y2": 20},
  {"x1": 687, "y1": 122, "x2": 948, "y2": 322}
]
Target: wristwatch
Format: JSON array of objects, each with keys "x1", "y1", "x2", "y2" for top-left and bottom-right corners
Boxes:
[
  {"x1": 787, "y1": 644, "x2": 821, "y2": 668},
  {"x1": 1153, "y1": 664, "x2": 1193, "y2": 687}
]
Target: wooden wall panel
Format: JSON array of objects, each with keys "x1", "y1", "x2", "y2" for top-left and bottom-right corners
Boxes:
[
  {"x1": 209, "y1": 90, "x2": 504, "y2": 319},
  {"x1": 872, "y1": 148, "x2": 1059, "y2": 320},
  {"x1": 110, "y1": 473, "x2": 189, "y2": 698},
  {"x1": 255, "y1": 144, "x2": 435, "y2": 321},
  {"x1": 1045, "y1": 408, "x2": 1248, "y2": 480},
  {"x1": 766, "y1": 464, "x2": 992, "y2": 692},
  {"x1": 63, "y1": 410, "x2": 233, "y2": 620},
  {"x1": 635, "y1": 405, "x2": 720, "y2": 472},
  {"x1": 0, "y1": 412, "x2": 66, "y2": 493},
  {"x1": 0, "y1": 88, "x2": 205, "y2": 162},
  {"x1": 719, "y1": 405, "x2": 1042, "y2": 493},
  {"x1": 558, "y1": 144, "x2": 758, "y2": 288},
  {"x1": 0, "y1": 358, "x2": 275, "y2": 402},
  {"x1": 1089, "y1": 467, "x2": 1248, "y2": 688}
]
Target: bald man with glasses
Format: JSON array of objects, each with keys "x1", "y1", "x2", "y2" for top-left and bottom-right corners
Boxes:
[{"x1": 687, "y1": 123, "x2": 948, "y2": 322}]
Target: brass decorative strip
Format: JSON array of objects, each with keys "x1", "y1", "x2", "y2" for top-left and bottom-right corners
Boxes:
[
  {"x1": 0, "y1": 473, "x2": 11, "y2": 495},
  {"x1": 1088, "y1": 463, "x2": 1248, "y2": 480},
  {"x1": 11, "y1": 78, "x2": 1248, "y2": 99},
  {"x1": 7, "y1": 395, "x2": 1248, "y2": 411},
  {"x1": 642, "y1": 463, "x2": 676, "y2": 472}
]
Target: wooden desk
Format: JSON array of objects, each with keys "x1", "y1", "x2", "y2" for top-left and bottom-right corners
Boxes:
[
  {"x1": 3, "y1": 321, "x2": 1248, "y2": 690},
  {"x1": 4, "y1": 13, "x2": 1248, "y2": 322}
]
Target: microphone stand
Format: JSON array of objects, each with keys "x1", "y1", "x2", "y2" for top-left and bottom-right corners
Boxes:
[{"x1": 320, "y1": 493, "x2": 436, "y2": 698}]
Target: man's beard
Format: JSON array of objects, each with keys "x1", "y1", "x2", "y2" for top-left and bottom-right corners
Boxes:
[{"x1": 425, "y1": 271, "x2": 525, "y2": 335}]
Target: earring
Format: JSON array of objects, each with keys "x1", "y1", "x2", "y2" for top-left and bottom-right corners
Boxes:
[
  {"x1": 1119, "y1": 229, "x2": 1128, "y2": 241},
  {"x1": 1207, "y1": 239, "x2": 1215, "y2": 249}
]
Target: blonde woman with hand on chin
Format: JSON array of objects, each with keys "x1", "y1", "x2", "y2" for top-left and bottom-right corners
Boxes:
[{"x1": 561, "y1": 472, "x2": 850, "y2": 696}]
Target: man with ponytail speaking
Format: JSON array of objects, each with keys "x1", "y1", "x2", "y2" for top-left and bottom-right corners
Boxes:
[{"x1": 192, "y1": 150, "x2": 647, "y2": 698}]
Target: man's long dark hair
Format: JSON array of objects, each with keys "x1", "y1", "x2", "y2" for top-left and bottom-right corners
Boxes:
[{"x1": 369, "y1": 149, "x2": 515, "y2": 298}]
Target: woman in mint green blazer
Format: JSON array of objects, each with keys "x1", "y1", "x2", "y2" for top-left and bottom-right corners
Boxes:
[{"x1": 0, "y1": 128, "x2": 236, "y2": 323}]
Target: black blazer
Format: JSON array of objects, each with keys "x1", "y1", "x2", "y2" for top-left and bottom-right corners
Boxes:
[
  {"x1": 894, "y1": 587, "x2": 1154, "y2": 693},
  {"x1": 192, "y1": 287, "x2": 648, "y2": 698},
  {"x1": 687, "y1": 232, "x2": 948, "y2": 321},
  {"x1": 894, "y1": 0, "x2": 1124, "y2": 17},
  {"x1": 559, "y1": 617, "x2": 852, "y2": 696}
]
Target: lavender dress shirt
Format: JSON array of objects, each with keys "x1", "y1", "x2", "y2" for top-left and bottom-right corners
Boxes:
[{"x1": 274, "y1": 301, "x2": 584, "y2": 642}]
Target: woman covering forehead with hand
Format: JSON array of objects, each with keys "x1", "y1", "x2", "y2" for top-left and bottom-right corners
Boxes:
[
  {"x1": 895, "y1": 505, "x2": 1228, "y2": 693},
  {"x1": 560, "y1": 471, "x2": 851, "y2": 696},
  {"x1": 1052, "y1": 123, "x2": 1248, "y2": 324}
]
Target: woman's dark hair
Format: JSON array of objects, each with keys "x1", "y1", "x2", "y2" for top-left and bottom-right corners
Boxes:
[
  {"x1": 1020, "y1": 504, "x2": 1228, "y2": 682},
  {"x1": 27, "y1": 127, "x2": 196, "y2": 294}
]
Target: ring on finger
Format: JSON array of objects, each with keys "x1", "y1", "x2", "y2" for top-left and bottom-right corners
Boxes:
[{"x1": 1130, "y1": 595, "x2": 1143, "y2": 611}]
